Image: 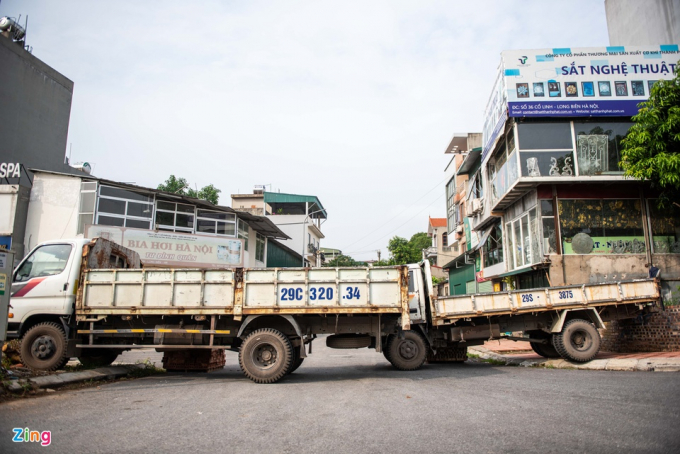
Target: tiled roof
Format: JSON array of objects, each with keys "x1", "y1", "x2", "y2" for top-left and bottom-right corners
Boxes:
[{"x1": 429, "y1": 217, "x2": 447, "y2": 228}]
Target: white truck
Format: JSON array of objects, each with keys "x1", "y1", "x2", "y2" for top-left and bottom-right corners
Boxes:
[{"x1": 6, "y1": 237, "x2": 662, "y2": 383}]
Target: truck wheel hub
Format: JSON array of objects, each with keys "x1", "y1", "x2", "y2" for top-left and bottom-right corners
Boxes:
[
  {"x1": 32, "y1": 336, "x2": 56, "y2": 359},
  {"x1": 254, "y1": 345, "x2": 277, "y2": 366},
  {"x1": 399, "y1": 340, "x2": 418, "y2": 359}
]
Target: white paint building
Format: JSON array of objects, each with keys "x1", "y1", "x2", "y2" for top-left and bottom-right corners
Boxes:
[{"x1": 232, "y1": 189, "x2": 327, "y2": 267}]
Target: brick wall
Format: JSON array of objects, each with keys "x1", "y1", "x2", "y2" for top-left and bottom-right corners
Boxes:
[{"x1": 601, "y1": 306, "x2": 680, "y2": 353}]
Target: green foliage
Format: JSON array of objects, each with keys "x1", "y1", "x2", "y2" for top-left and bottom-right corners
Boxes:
[
  {"x1": 386, "y1": 232, "x2": 432, "y2": 264},
  {"x1": 620, "y1": 62, "x2": 680, "y2": 207},
  {"x1": 324, "y1": 254, "x2": 366, "y2": 267},
  {"x1": 158, "y1": 175, "x2": 221, "y2": 205},
  {"x1": 387, "y1": 236, "x2": 412, "y2": 264}
]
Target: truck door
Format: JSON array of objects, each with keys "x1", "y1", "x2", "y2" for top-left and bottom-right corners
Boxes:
[
  {"x1": 408, "y1": 266, "x2": 426, "y2": 323},
  {"x1": 11, "y1": 243, "x2": 76, "y2": 323}
]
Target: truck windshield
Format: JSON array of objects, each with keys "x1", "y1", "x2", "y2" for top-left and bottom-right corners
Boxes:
[{"x1": 14, "y1": 244, "x2": 72, "y2": 282}]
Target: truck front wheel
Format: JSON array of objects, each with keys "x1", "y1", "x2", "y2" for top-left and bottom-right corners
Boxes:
[
  {"x1": 239, "y1": 328, "x2": 293, "y2": 383},
  {"x1": 384, "y1": 331, "x2": 427, "y2": 371},
  {"x1": 553, "y1": 319, "x2": 601, "y2": 362},
  {"x1": 20, "y1": 322, "x2": 69, "y2": 372}
]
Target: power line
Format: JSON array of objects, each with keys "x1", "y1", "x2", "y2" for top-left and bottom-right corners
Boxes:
[
  {"x1": 345, "y1": 192, "x2": 445, "y2": 255},
  {"x1": 340, "y1": 178, "x2": 447, "y2": 251}
]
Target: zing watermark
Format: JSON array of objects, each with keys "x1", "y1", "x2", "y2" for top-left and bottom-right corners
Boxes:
[{"x1": 12, "y1": 428, "x2": 51, "y2": 447}]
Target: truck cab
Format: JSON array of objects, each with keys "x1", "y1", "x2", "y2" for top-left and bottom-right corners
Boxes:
[{"x1": 7, "y1": 238, "x2": 91, "y2": 339}]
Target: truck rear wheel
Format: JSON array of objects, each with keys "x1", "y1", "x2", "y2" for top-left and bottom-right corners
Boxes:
[
  {"x1": 239, "y1": 328, "x2": 293, "y2": 383},
  {"x1": 553, "y1": 319, "x2": 601, "y2": 362},
  {"x1": 20, "y1": 322, "x2": 69, "y2": 372},
  {"x1": 527, "y1": 331, "x2": 560, "y2": 358},
  {"x1": 384, "y1": 331, "x2": 427, "y2": 371},
  {"x1": 287, "y1": 348, "x2": 304, "y2": 375}
]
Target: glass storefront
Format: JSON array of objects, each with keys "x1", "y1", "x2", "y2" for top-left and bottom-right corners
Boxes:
[{"x1": 559, "y1": 199, "x2": 645, "y2": 254}]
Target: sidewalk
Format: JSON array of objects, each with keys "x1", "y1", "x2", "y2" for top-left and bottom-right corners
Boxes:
[{"x1": 469, "y1": 339, "x2": 680, "y2": 372}]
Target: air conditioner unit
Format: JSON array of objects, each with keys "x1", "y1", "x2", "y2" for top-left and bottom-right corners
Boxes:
[
  {"x1": 471, "y1": 198, "x2": 483, "y2": 214},
  {"x1": 455, "y1": 225, "x2": 464, "y2": 234}
]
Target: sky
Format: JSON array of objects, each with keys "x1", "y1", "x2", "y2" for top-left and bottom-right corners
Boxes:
[{"x1": 0, "y1": 0, "x2": 611, "y2": 261}]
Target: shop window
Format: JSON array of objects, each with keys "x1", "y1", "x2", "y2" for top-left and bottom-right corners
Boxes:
[
  {"x1": 559, "y1": 199, "x2": 645, "y2": 254},
  {"x1": 78, "y1": 181, "x2": 97, "y2": 234},
  {"x1": 522, "y1": 151, "x2": 574, "y2": 177},
  {"x1": 573, "y1": 121, "x2": 632, "y2": 175},
  {"x1": 541, "y1": 200, "x2": 557, "y2": 254},
  {"x1": 196, "y1": 209, "x2": 236, "y2": 236},
  {"x1": 484, "y1": 224, "x2": 504, "y2": 267},
  {"x1": 517, "y1": 122, "x2": 573, "y2": 150},
  {"x1": 155, "y1": 201, "x2": 195, "y2": 233},
  {"x1": 97, "y1": 185, "x2": 153, "y2": 230},
  {"x1": 255, "y1": 233, "x2": 266, "y2": 262},
  {"x1": 648, "y1": 202, "x2": 680, "y2": 253},
  {"x1": 238, "y1": 219, "x2": 249, "y2": 251},
  {"x1": 507, "y1": 208, "x2": 541, "y2": 270}
]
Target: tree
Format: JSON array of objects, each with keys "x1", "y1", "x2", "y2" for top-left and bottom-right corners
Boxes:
[
  {"x1": 620, "y1": 62, "x2": 680, "y2": 208},
  {"x1": 386, "y1": 232, "x2": 432, "y2": 264},
  {"x1": 387, "y1": 236, "x2": 412, "y2": 264},
  {"x1": 157, "y1": 175, "x2": 221, "y2": 205}
]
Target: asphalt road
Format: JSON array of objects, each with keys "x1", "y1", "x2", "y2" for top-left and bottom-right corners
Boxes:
[{"x1": 1, "y1": 342, "x2": 679, "y2": 454}]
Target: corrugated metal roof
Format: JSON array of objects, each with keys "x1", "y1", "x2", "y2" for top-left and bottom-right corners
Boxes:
[{"x1": 264, "y1": 192, "x2": 327, "y2": 218}]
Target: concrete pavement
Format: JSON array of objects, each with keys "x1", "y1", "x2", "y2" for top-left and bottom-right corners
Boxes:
[
  {"x1": 470, "y1": 339, "x2": 680, "y2": 372},
  {"x1": 1, "y1": 341, "x2": 679, "y2": 453}
]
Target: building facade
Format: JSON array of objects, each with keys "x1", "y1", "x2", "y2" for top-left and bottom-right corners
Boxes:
[
  {"x1": 232, "y1": 189, "x2": 327, "y2": 267},
  {"x1": 424, "y1": 217, "x2": 450, "y2": 280},
  {"x1": 0, "y1": 31, "x2": 90, "y2": 260},
  {"x1": 3, "y1": 170, "x2": 288, "y2": 268},
  {"x1": 605, "y1": 0, "x2": 680, "y2": 46},
  {"x1": 452, "y1": 45, "x2": 680, "y2": 301}
]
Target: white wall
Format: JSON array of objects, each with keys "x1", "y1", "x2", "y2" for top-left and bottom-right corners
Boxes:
[
  {"x1": 24, "y1": 173, "x2": 82, "y2": 251},
  {"x1": 606, "y1": 0, "x2": 680, "y2": 45},
  {"x1": 269, "y1": 214, "x2": 322, "y2": 264}
]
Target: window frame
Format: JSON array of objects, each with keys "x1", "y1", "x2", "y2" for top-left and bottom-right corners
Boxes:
[{"x1": 96, "y1": 185, "x2": 154, "y2": 230}]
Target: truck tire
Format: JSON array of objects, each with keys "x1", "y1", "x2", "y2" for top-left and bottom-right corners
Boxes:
[
  {"x1": 20, "y1": 322, "x2": 69, "y2": 372},
  {"x1": 553, "y1": 319, "x2": 601, "y2": 362},
  {"x1": 528, "y1": 331, "x2": 560, "y2": 358},
  {"x1": 239, "y1": 328, "x2": 293, "y2": 384},
  {"x1": 287, "y1": 348, "x2": 304, "y2": 375},
  {"x1": 78, "y1": 350, "x2": 121, "y2": 369},
  {"x1": 384, "y1": 331, "x2": 427, "y2": 371}
]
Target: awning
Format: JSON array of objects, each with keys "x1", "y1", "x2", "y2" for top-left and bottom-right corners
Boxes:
[
  {"x1": 235, "y1": 211, "x2": 291, "y2": 240},
  {"x1": 497, "y1": 267, "x2": 536, "y2": 278}
]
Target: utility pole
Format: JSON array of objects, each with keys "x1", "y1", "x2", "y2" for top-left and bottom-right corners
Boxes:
[{"x1": 377, "y1": 249, "x2": 381, "y2": 262}]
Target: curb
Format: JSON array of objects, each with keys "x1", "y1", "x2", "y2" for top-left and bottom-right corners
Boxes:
[
  {"x1": 467, "y1": 346, "x2": 680, "y2": 372},
  {"x1": 6, "y1": 364, "x2": 148, "y2": 393}
]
